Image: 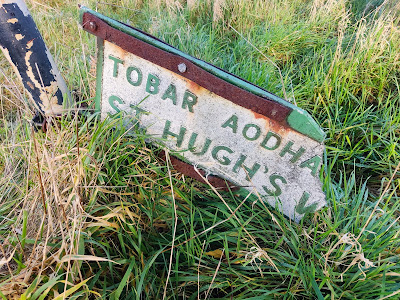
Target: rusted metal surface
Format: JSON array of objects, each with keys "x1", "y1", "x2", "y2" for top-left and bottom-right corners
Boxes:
[
  {"x1": 81, "y1": 12, "x2": 291, "y2": 124},
  {"x1": 159, "y1": 151, "x2": 238, "y2": 191},
  {"x1": 0, "y1": 0, "x2": 71, "y2": 117}
]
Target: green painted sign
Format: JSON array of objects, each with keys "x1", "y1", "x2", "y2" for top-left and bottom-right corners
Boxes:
[{"x1": 81, "y1": 7, "x2": 326, "y2": 221}]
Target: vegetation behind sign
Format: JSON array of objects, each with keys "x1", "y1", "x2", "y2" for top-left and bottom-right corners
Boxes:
[{"x1": 0, "y1": 0, "x2": 399, "y2": 299}]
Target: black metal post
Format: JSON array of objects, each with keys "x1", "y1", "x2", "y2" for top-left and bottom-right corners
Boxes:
[{"x1": 0, "y1": 0, "x2": 71, "y2": 122}]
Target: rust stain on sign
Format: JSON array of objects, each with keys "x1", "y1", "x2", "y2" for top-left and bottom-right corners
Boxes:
[
  {"x1": 81, "y1": 8, "x2": 327, "y2": 221},
  {"x1": 186, "y1": 80, "x2": 206, "y2": 95}
]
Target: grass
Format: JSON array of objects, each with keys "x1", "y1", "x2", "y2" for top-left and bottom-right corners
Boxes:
[{"x1": 0, "y1": 0, "x2": 399, "y2": 299}]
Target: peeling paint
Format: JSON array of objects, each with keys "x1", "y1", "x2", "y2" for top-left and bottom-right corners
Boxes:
[
  {"x1": 0, "y1": 0, "x2": 71, "y2": 116},
  {"x1": 40, "y1": 81, "x2": 64, "y2": 114},
  {"x1": 24, "y1": 50, "x2": 64, "y2": 114},
  {"x1": 7, "y1": 17, "x2": 17, "y2": 23},
  {"x1": 44, "y1": 48, "x2": 72, "y2": 108},
  {"x1": 26, "y1": 38, "x2": 33, "y2": 49}
]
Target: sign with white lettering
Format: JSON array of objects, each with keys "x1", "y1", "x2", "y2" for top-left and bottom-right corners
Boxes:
[{"x1": 81, "y1": 7, "x2": 327, "y2": 221}]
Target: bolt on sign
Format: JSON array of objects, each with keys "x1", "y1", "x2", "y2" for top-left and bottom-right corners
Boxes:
[{"x1": 80, "y1": 7, "x2": 326, "y2": 222}]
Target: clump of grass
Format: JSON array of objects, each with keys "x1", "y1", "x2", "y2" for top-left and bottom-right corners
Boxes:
[{"x1": 0, "y1": 0, "x2": 399, "y2": 299}]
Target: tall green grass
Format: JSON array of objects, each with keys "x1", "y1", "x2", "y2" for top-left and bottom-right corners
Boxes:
[{"x1": 0, "y1": 0, "x2": 399, "y2": 299}]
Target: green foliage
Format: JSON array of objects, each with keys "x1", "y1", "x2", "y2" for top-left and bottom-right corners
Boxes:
[{"x1": 0, "y1": 0, "x2": 399, "y2": 299}]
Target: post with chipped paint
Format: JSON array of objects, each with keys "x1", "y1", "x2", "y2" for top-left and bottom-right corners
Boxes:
[{"x1": 0, "y1": 0, "x2": 71, "y2": 125}]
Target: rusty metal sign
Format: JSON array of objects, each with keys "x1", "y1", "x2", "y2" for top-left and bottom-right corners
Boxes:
[{"x1": 81, "y1": 7, "x2": 326, "y2": 221}]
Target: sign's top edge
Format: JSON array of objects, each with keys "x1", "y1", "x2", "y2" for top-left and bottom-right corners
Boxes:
[{"x1": 79, "y1": 6, "x2": 325, "y2": 143}]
